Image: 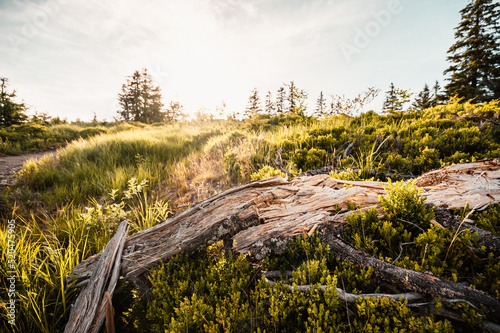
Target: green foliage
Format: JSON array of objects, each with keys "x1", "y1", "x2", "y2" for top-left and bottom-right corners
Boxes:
[
  {"x1": 141, "y1": 234, "x2": 453, "y2": 332},
  {"x1": 140, "y1": 243, "x2": 257, "y2": 332},
  {"x1": 4, "y1": 101, "x2": 500, "y2": 332},
  {"x1": 472, "y1": 204, "x2": 500, "y2": 236},
  {"x1": 0, "y1": 177, "x2": 168, "y2": 333},
  {"x1": 0, "y1": 122, "x2": 129, "y2": 155},
  {"x1": 346, "y1": 186, "x2": 497, "y2": 297},
  {"x1": 379, "y1": 179, "x2": 434, "y2": 230},
  {"x1": 250, "y1": 166, "x2": 287, "y2": 181},
  {"x1": 12, "y1": 125, "x2": 222, "y2": 209},
  {"x1": 352, "y1": 297, "x2": 454, "y2": 332}
]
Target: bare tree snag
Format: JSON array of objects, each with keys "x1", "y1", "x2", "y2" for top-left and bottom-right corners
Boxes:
[
  {"x1": 65, "y1": 220, "x2": 129, "y2": 333},
  {"x1": 68, "y1": 160, "x2": 500, "y2": 322}
]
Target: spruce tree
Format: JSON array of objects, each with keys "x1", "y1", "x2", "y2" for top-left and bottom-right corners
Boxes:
[
  {"x1": 244, "y1": 88, "x2": 262, "y2": 118},
  {"x1": 412, "y1": 84, "x2": 432, "y2": 110},
  {"x1": 444, "y1": 0, "x2": 500, "y2": 102},
  {"x1": 382, "y1": 83, "x2": 412, "y2": 114},
  {"x1": 287, "y1": 81, "x2": 297, "y2": 112},
  {"x1": 286, "y1": 81, "x2": 308, "y2": 115},
  {"x1": 264, "y1": 91, "x2": 275, "y2": 115},
  {"x1": 0, "y1": 77, "x2": 27, "y2": 127},
  {"x1": 315, "y1": 91, "x2": 326, "y2": 118},
  {"x1": 432, "y1": 80, "x2": 445, "y2": 106},
  {"x1": 117, "y1": 68, "x2": 165, "y2": 123},
  {"x1": 276, "y1": 86, "x2": 286, "y2": 114},
  {"x1": 382, "y1": 83, "x2": 397, "y2": 112}
]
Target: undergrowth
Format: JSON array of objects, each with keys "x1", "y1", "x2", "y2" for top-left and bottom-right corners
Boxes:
[{"x1": 1, "y1": 99, "x2": 499, "y2": 332}]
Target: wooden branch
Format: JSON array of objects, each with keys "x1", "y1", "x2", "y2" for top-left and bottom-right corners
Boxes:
[
  {"x1": 416, "y1": 158, "x2": 500, "y2": 210},
  {"x1": 64, "y1": 220, "x2": 129, "y2": 333},
  {"x1": 319, "y1": 228, "x2": 500, "y2": 319},
  {"x1": 104, "y1": 292, "x2": 115, "y2": 333},
  {"x1": 272, "y1": 147, "x2": 294, "y2": 179},
  {"x1": 89, "y1": 219, "x2": 129, "y2": 333},
  {"x1": 263, "y1": 278, "x2": 423, "y2": 303}
]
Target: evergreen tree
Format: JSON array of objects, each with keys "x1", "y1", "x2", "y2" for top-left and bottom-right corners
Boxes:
[
  {"x1": 444, "y1": 0, "x2": 500, "y2": 102},
  {"x1": 0, "y1": 77, "x2": 27, "y2": 127},
  {"x1": 432, "y1": 80, "x2": 445, "y2": 106},
  {"x1": 382, "y1": 83, "x2": 412, "y2": 114},
  {"x1": 286, "y1": 81, "x2": 308, "y2": 115},
  {"x1": 287, "y1": 81, "x2": 297, "y2": 112},
  {"x1": 117, "y1": 68, "x2": 165, "y2": 123},
  {"x1": 244, "y1": 88, "x2": 262, "y2": 118},
  {"x1": 315, "y1": 91, "x2": 327, "y2": 118},
  {"x1": 264, "y1": 91, "x2": 275, "y2": 115},
  {"x1": 276, "y1": 86, "x2": 286, "y2": 114},
  {"x1": 412, "y1": 84, "x2": 432, "y2": 110}
]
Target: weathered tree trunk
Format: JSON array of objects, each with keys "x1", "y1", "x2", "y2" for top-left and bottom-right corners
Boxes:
[
  {"x1": 68, "y1": 159, "x2": 500, "y2": 323},
  {"x1": 65, "y1": 221, "x2": 129, "y2": 333},
  {"x1": 320, "y1": 225, "x2": 500, "y2": 319}
]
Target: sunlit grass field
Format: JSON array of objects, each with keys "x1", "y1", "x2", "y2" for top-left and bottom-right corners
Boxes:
[{"x1": 1, "y1": 100, "x2": 500, "y2": 332}]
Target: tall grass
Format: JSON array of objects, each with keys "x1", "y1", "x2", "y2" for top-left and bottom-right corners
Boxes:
[
  {"x1": 13, "y1": 123, "x2": 231, "y2": 209},
  {"x1": 1, "y1": 175, "x2": 171, "y2": 332}
]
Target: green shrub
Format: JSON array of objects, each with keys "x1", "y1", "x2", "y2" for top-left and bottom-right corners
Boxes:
[
  {"x1": 250, "y1": 166, "x2": 286, "y2": 181},
  {"x1": 379, "y1": 179, "x2": 434, "y2": 231}
]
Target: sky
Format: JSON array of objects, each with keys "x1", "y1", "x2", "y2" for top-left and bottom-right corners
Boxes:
[{"x1": 0, "y1": 0, "x2": 469, "y2": 121}]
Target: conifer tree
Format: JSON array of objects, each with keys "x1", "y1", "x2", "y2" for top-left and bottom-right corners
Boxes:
[
  {"x1": 286, "y1": 81, "x2": 308, "y2": 115},
  {"x1": 0, "y1": 77, "x2": 27, "y2": 127},
  {"x1": 444, "y1": 0, "x2": 500, "y2": 102},
  {"x1": 276, "y1": 86, "x2": 286, "y2": 114},
  {"x1": 315, "y1": 91, "x2": 327, "y2": 118},
  {"x1": 287, "y1": 81, "x2": 297, "y2": 112},
  {"x1": 382, "y1": 83, "x2": 412, "y2": 114},
  {"x1": 432, "y1": 80, "x2": 445, "y2": 106},
  {"x1": 244, "y1": 88, "x2": 262, "y2": 118},
  {"x1": 264, "y1": 91, "x2": 275, "y2": 115},
  {"x1": 118, "y1": 68, "x2": 165, "y2": 123},
  {"x1": 412, "y1": 84, "x2": 432, "y2": 110}
]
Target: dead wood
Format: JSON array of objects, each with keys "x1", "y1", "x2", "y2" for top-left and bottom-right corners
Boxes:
[
  {"x1": 433, "y1": 205, "x2": 500, "y2": 252},
  {"x1": 64, "y1": 220, "x2": 128, "y2": 333},
  {"x1": 319, "y1": 227, "x2": 500, "y2": 319},
  {"x1": 272, "y1": 147, "x2": 294, "y2": 178},
  {"x1": 68, "y1": 160, "x2": 500, "y2": 323},
  {"x1": 263, "y1": 277, "x2": 423, "y2": 303}
]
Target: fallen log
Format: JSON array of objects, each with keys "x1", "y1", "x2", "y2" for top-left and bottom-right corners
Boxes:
[
  {"x1": 319, "y1": 226, "x2": 500, "y2": 319},
  {"x1": 65, "y1": 220, "x2": 129, "y2": 333},
  {"x1": 68, "y1": 160, "x2": 500, "y2": 321}
]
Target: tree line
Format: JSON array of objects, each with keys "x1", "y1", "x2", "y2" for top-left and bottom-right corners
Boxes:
[{"x1": 0, "y1": 0, "x2": 498, "y2": 127}]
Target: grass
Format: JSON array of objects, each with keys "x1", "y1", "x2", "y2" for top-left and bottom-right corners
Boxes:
[
  {"x1": 1, "y1": 99, "x2": 499, "y2": 332},
  {"x1": 11, "y1": 122, "x2": 235, "y2": 210}
]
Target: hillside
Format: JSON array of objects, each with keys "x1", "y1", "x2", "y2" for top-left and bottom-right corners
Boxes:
[{"x1": 1, "y1": 100, "x2": 500, "y2": 332}]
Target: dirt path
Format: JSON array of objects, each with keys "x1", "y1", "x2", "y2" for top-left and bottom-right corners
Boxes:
[{"x1": 0, "y1": 150, "x2": 57, "y2": 187}]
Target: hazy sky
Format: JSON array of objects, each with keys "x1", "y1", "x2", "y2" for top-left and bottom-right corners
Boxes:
[{"x1": 1, "y1": 0, "x2": 468, "y2": 121}]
